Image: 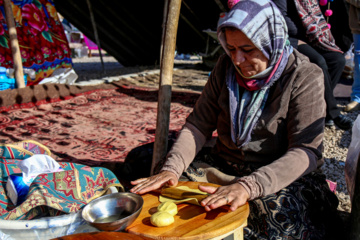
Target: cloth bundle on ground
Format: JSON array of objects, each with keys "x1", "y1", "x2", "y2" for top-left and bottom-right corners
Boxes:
[{"x1": 0, "y1": 140, "x2": 123, "y2": 220}]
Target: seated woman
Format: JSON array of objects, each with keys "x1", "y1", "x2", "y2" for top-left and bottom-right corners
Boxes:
[
  {"x1": 131, "y1": 0, "x2": 341, "y2": 239},
  {"x1": 272, "y1": 0, "x2": 353, "y2": 130}
]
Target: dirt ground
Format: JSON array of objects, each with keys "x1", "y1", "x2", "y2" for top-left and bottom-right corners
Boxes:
[{"x1": 72, "y1": 55, "x2": 211, "y2": 92}]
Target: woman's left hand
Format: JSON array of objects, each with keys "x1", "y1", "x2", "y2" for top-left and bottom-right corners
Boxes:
[{"x1": 199, "y1": 183, "x2": 249, "y2": 212}]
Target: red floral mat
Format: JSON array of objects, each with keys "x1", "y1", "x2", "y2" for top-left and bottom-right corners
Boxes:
[{"x1": 0, "y1": 85, "x2": 200, "y2": 166}]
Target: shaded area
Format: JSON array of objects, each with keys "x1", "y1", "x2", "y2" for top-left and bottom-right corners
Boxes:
[{"x1": 53, "y1": 0, "x2": 228, "y2": 66}]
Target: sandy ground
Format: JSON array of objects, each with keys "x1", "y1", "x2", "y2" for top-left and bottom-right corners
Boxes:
[{"x1": 72, "y1": 54, "x2": 209, "y2": 90}]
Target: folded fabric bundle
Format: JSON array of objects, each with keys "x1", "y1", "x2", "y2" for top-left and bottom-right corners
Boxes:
[
  {"x1": 0, "y1": 140, "x2": 124, "y2": 220},
  {"x1": 6, "y1": 154, "x2": 63, "y2": 206}
]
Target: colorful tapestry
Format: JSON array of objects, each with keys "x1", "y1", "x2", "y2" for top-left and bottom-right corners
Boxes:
[
  {"x1": 0, "y1": 140, "x2": 124, "y2": 220},
  {"x1": 0, "y1": 0, "x2": 72, "y2": 85},
  {"x1": 0, "y1": 85, "x2": 199, "y2": 166}
]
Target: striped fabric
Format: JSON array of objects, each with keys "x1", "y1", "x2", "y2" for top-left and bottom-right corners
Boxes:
[{"x1": 293, "y1": 0, "x2": 342, "y2": 53}]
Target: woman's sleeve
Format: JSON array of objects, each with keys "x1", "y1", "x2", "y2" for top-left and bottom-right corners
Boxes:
[
  {"x1": 161, "y1": 122, "x2": 207, "y2": 178},
  {"x1": 239, "y1": 59, "x2": 326, "y2": 200},
  {"x1": 347, "y1": 0, "x2": 360, "y2": 8}
]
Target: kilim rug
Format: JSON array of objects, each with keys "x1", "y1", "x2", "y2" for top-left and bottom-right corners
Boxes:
[{"x1": 0, "y1": 85, "x2": 200, "y2": 167}]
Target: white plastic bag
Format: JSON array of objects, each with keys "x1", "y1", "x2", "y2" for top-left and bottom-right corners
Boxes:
[
  {"x1": 344, "y1": 43, "x2": 355, "y2": 71},
  {"x1": 17, "y1": 155, "x2": 62, "y2": 183},
  {"x1": 345, "y1": 115, "x2": 360, "y2": 203},
  {"x1": 6, "y1": 68, "x2": 36, "y2": 81},
  {"x1": 0, "y1": 230, "x2": 14, "y2": 240},
  {"x1": 38, "y1": 68, "x2": 78, "y2": 85},
  {"x1": 6, "y1": 155, "x2": 63, "y2": 205}
]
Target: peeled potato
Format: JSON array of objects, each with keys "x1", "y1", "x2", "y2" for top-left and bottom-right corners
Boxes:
[
  {"x1": 157, "y1": 202, "x2": 178, "y2": 216},
  {"x1": 150, "y1": 211, "x2": 174, "y2": 227}
]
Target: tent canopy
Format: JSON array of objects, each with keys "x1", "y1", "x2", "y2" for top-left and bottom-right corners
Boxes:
[{"x1": 53, "y1": 0, "x2": 228, "y2": 66}]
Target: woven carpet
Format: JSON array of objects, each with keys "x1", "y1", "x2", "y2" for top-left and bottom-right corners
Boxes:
[{"x1": 0, "y1": 84, "x2": 200, "y2": 167}]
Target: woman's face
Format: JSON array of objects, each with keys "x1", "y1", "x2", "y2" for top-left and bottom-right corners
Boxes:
[{"x1": 225, "y1": 29, "x2": 269, "y2": 77}]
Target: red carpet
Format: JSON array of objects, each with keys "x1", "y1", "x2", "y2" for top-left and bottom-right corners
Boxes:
[{"x1": 0, "y1": 85, "x2": 199, "y2": 166}]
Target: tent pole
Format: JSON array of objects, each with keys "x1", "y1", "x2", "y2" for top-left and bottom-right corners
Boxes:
[
  {"x1": 160, "y1": 0, "x2": 169, "y2": 66},
  {"x1": 3, "y1": 0, "x2": 25, "y2": 88},
  {"x1": 151, "y1": 0, "x2": 182, "y2": 175},
  {"x1": 86, "y1": 0, "x2": 105, "y2": 74}
]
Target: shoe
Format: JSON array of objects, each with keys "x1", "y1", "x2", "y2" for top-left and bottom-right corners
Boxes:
[
  {"x1": 344, "y1": 101, "x2": 360, "y2": 112},
  {"x1": 333, "y1": 114, "x2": 353, "y2": 130},
  {"x1": 325, "y1": 119, "x2": 334, "y2": 127}
]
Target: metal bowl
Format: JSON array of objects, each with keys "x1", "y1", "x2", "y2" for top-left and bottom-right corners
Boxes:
[{"x1": 82, "y1": 192, "x2": 143, "y2": 232}]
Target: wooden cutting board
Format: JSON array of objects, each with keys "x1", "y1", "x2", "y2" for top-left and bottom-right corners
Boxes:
[
  {"x1": 126, "y1": 181, "x2": 249, "y2": 240},
  {"x1": 51, "y1": 232, "x2": 153, "y2": 240}
]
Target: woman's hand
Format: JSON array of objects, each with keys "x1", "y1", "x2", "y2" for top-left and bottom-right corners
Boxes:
[
  {"x1": 199, "y1": 183, "x2": 249, "y2": 212},
  {"x1": 130, "y1": 171, "x2": 178, "y2": 195}
]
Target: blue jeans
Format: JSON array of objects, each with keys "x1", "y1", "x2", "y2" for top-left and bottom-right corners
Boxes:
[{"x1": 351, "y1": 34, "x2": 360, "y2": 103}]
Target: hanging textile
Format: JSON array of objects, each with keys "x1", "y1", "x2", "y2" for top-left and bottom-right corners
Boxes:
[{"x1": 0, "y1": 0, "x2": 72, "y2": 85}]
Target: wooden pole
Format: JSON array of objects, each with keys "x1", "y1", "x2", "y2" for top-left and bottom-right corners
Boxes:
[
  {"x1": 160, "y1": 0, "x2": 169, "y2": 66},
  {"x1": 86, "y1": 0, "x2": 105, "y2": 74},
  {"x1": 3, "y1": 0, "x2": 25, "y2": 88},
  {"x1": 151, "y1": 0, "x2": 182, "y2": 175}
]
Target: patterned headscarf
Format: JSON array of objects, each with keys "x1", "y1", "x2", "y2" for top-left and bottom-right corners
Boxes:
[{"x1": 217, "y1": 0, "x2": 293, "y2": 147}]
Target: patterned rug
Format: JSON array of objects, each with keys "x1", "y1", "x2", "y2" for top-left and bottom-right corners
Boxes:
[{"x1": 0, "y1": 85, "x2": 200, "y2": 167}]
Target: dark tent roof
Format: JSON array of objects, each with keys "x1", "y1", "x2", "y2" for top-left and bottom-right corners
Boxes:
[
  {"x1": 53, "y1": 0, "x2": 229, "y2": 66},
  {"x1": 53, "y1": 0, "x2": 352, "y2": 66}
]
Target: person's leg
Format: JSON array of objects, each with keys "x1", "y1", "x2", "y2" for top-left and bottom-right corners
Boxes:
[
  {"x1": 345, "y1": 34, "x2": 360, "y2": 111},
  {"x1": 297, "y1": 44, "x2": 352, "y2": 130},
  {"x1": 244, "y1": 172, "x2": 343, "y2": 240},
  {"x1": 317, "y1": 50, "x2": 346, "y2": 90}
]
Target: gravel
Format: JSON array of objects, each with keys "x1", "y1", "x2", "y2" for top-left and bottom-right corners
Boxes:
[
  {"x1": 323, "y1": 101, "x2": 358, "y2": 215},
  {"x1": 72, "y1": 55, "x2": 359, "y2": 217}
]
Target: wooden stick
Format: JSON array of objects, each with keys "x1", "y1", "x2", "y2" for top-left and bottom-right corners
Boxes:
[
  {"x1": 151, "y1": 0, "x2": 181, "y2": 175},
  {"x1": 213, "y1": 0, "x2": 227, "y2": 11},
  {"x1": 160, "y1": 0, "x2": 169, "y2": 66},
  {"x1": 86, "y1": 0, "x2": 105, "y2": 74},
  {"x1": 3, "y1": 0, "x2": 25, "y2": 88}
]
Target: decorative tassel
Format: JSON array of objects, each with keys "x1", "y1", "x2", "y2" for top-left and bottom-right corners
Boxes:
[{"x1": 319, "y1": 0, "x2": 328, "y2": 6}]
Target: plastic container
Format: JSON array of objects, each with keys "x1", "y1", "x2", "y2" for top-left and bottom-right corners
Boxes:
[
  {"x1": 0, "y1": 67, "x2": 27, "y2": 91},
  {"x1": 0, "y1": 186, "x2": 118, "y2": 240}
]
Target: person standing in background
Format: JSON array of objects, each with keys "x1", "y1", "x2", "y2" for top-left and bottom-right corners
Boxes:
[
  {"x1": 344, "y1": 0, "x2": 360, "y2": 112},
  {"x1": 273, "y1": 0, "x2": 353, "y2": 130}
]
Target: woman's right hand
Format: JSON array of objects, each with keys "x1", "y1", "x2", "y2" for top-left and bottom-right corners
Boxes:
[{"x1": 130, "y1": 171, "x2": 178, "y2": 195}]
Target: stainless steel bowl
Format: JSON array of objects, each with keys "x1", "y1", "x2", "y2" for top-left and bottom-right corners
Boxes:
[{"x1": 82, "y1": 192, "x2": 143, "y2": 232}]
